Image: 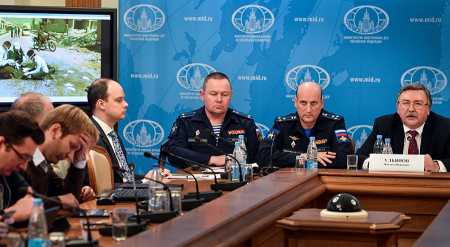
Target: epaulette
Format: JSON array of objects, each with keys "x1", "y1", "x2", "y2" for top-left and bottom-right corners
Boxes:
[
  {"x1": 276, "y1": 113, "x2": 297, "y2": 122},
  {"x1": 179, "y1": 110, "x2": 195, "y2": 119},
  {"x1": 232, "y1": 109, "x2": 252, "y2": 119},
  {"x1": 321, "y1": 111, "x2": 342, "y2": 121}
]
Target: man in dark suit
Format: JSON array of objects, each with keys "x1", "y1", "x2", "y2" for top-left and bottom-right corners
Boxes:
[
  {"x1": 358, "y1": 84, "x2": 450, "y2": 172},
  {"x1": 0, "y1": 110, "x2": 44, "y2": 222},
  {"x1": 22, "y1": 105, "x2": 99, "y2": 209},
  {"x1": 87, "y1": 78, "x2": 131, "y2": 183},
  {"x1": 12, "y1": 92, "x2": 96, "y2": 201}
]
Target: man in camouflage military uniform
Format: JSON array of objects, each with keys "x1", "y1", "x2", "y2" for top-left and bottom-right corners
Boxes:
[
  {"x1": 258, "y1": 82, "x2": 352, "y2": 168},
  {"x1": 163, "y1": 72, "x2": 259, "y2": 169}
]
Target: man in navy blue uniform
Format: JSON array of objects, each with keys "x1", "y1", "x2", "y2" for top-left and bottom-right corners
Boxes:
[
  {"x1": 357, "y1": 84, "x2": 450, "y2": 172},
  {"x1": 163, "y1": 72, "x2": 259, "y2": 168},
  {"x1": 258, "y1": 82, "x2": 352, "y2": 168}
]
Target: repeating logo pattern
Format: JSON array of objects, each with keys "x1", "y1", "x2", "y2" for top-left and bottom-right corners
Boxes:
[
  {"x1": 123, "y1": 119, "x2": 165, "y2": 148},
  {"x1": 401, "y1": 66, "x2": 447, "y2": 95},
  {"x1": 344, "y1": 5, "x2": 389, "y2": 35},
  {"x1": 347, "y1": 125, "x2": 373, "y2": 151},
  {"x1": 176, "y1": 63, "x2": 216, "y2": 91},
  {"x1": 231, "y1": 4, "x2": 275, "y2": 34},
  {"x1": 285, "y1": 65, "x2": 331, "y2": 91},
  {"x1": 124, "y1": 4, "x2": 165, "y2": 33}
]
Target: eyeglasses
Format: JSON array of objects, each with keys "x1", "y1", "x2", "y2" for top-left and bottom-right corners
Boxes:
[
  {"x1": 6, "y1": 144, "x2": 33, "y2": 162},
  {"x1": 398, "y1": 100, "x2": 428, "y2": 110}
]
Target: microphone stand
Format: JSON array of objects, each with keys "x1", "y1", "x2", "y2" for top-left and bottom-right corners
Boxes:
[
  {"x1": 27, "y1": 191, "x2": 98, "y2": 247},
  {"x1": 161, "y1": 149, "x2": 244, "y2": 192},
  {"x1": 263, "y1": 130, "x2": 280, "y2": 175},
  {"x1": 144, "y1": 151, "x2": 222, "y2": 202}
]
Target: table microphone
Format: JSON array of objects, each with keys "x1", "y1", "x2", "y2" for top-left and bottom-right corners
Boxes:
[
  {"x1": 26, "y1": 190, "x2": 98, "y2": 247},
  {"x1": 144, "y1": 151, "x2": 221, "y2": 203}
]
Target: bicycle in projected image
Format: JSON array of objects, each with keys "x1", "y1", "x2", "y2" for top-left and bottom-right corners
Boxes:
[{"x1": 32, "y1": 31, "x2": 57, "y2": 52}]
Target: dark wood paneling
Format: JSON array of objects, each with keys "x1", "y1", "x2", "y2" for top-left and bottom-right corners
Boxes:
[{"x1": 65, "y1": 0, "x2": 101, "y2": 8}]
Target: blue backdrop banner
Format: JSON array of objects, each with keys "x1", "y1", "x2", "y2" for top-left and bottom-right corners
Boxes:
[{"x1": 118, "y1": 0, "x2": 450, "y2": 174}]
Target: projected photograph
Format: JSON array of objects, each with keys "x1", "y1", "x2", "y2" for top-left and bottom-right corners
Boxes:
[{"x1": 0, "y1": 13, "x2": 102, "y2": 102}]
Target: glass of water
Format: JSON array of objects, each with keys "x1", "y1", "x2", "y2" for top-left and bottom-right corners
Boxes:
[
  {"x1": 295, "y1": 155, "x2": 306, "y2": 170},
  {"x1": 347, "y1": 154, "x2": 358, "y2": 171},
  {"x1": 112, "y1": 208, "x2": 129, "y2": 241}
]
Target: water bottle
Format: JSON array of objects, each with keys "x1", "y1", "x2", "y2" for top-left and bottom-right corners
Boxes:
[
  {"x1": 237, "y1": 135, "x2": 247, "y2": 162},
  {"x1": 231, "y1": 141, "x2": 246, "y2": 182},
  {"x1": 373, "y1": 135, "x2": 384, "y2": 154},
  {"x1": 306, "y1": 136, "x2": 318, "y2": 170},
  {"x1": 382, "y1": 138, "x2": 393, "y2": 154},
  {"x1": 237, "y1": 135, "x2": 251, "y2": 180},
  {"x1": 28, "y1": 198, "x2": 48, "y2": 247}
]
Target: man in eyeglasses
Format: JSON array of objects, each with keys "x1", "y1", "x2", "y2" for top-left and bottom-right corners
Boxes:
[
  {"x1": 0, "y1": 110, "x2": 44, "y2": 222},
  {"x1": 257, "y1": 81, "x2": 352, "y2": 168},
  {"x1": 358, "y1": 84, "x2": 450, "y2": 172}
]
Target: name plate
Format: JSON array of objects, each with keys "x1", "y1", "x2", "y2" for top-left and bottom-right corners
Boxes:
[{"x1": 369, "y1": 154, "x2": 424, "y2": 172}]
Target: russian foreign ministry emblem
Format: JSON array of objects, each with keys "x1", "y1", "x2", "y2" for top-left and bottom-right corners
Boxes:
[
  {"x1": 124, "y1": 4, "x2": 165, "y2": 33},
  {"x1": 285, "y1": 65, "x2": 330, "y2": 91},
  {"x1": 176, "y1": 63, "x2": 216, "y2": 91},
  {"x1": 231, "y1": 4, "x2": 274, "y2": 34},
  {"x1": 123, "y1": 120, "x2": 165, "y2": 148},
  {"x1": 401, "y1": 66, "x2": 448, "y2": 95},
  {"x1": 344, "y1": 5, "x2": 389, "y2": 35},
  {"x1": 347, "y1": 125, "x2": 372, "y2": 151}
]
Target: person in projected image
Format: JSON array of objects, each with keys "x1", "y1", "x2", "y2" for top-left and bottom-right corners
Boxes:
[
  {"x1": 0, "y1": 41, "x2": 20, "y2": 79},
  {"x1": 23, "y1": 49, "x2": 49, "y2": 80}
]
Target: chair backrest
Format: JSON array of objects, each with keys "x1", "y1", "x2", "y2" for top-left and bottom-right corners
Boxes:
[{"x1": 87, "y1": 145, "x2": 114, "y2": 194}]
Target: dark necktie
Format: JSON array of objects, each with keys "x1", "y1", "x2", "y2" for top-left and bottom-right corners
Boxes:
[
  {"x1": 407, "y1": 130, "x2": 419, "y2": 155},
  {"x1": 39, "y1": 160, "x2": 49, "y2": 173},
  {"x1": 108, "y1": 131, "x2": 133, "y2": 182}
]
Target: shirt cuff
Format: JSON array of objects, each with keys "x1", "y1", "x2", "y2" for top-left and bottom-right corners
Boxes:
[
  {"x1": 436, "y1": 160, "x2": 447, "y2": 172},
  {"x1": 73, "y1": 160, "x2": 87, "y2": 169}
]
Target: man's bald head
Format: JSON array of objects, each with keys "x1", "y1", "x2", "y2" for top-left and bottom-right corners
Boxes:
[
  {"x1": 11, "y1": 92, "x2": 54, "y2": 124},
  {"x1": 296, "y1": 82, "x2": 323, "y2": 99},
  {"x1": 294, "y1": 82, "x2": 324, "y2": 129}
]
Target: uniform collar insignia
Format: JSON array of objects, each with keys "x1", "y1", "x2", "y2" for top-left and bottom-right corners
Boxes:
[{"x1": 289, "y1": 135, "x2": 300, "y2": 141}]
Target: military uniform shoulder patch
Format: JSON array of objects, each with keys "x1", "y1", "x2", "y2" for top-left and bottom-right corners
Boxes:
[
  {"x1": 322, "y1": 111, "x2": 342, "y2": 121},
  {"x1": 179, "y1": 111, "x2": 195, "y2": 119},
  {"x1": 276, "y1": 114, "x2": 297, "y2": 122},
  {"x1": 232, "y1": 109, "x2": 252, "y2": 119},
  {"x1": 335, "y1": 129, "x2": 350, "y2": 143}
]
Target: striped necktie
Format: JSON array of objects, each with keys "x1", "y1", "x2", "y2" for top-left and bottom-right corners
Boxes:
[{"x1": 108, "y1": 131, "x2": 133, "y2": 182}]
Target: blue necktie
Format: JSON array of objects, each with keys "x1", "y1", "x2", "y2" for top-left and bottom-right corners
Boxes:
[{"x1": 108, "y1": 131, "x2": 132, "y2": 182}]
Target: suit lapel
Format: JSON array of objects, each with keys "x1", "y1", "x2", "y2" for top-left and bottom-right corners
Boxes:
[
  {"x1": 91, "y1": 117, "x2": 120, "y2": 168},
  {"x1": 392, "y1": 114, "x2": 405, "y2": 154},
  {"x1": 420, "y1": 114, "x2": 434, "y2": 154}
]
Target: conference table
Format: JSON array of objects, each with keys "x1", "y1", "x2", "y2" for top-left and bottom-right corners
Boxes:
[{"x1": 70, "y1": 169, "x2": 450, "y2": 247}]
